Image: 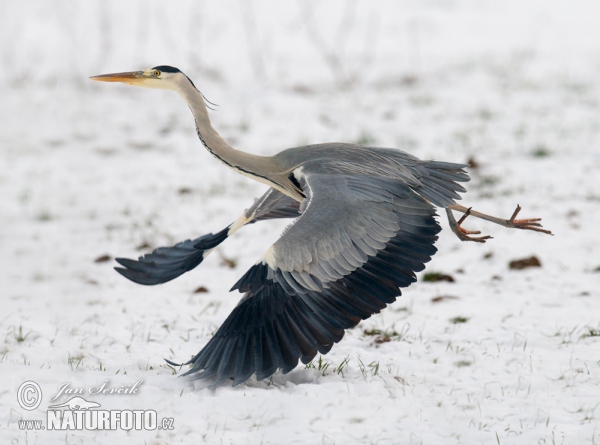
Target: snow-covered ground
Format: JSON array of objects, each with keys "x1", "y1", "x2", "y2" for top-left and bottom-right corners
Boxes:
[{"x1": 2, "y1": 1, "x2": 599, "y2": 443}]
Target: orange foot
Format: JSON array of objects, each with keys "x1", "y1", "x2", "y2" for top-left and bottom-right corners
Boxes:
[{"x1": 505, "y1": 205, "x2": 553, "y2": 234}]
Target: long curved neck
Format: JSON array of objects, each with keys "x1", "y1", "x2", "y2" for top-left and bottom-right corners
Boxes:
[
  {"x1": 174, "y1": 79, "x2": 304, "y2": 201},
  {"x1": 176, "y1": 81, "x2": 257, "y2": 171}
]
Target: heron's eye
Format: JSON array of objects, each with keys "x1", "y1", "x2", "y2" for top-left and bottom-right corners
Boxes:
[{"x1": 153, "y1": 70, "x2": 161, "y2": 77}]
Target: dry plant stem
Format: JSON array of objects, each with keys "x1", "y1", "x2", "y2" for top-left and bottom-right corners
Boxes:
[{"x1": 447, "y1": 203, "x2": 553, "y2": 235}]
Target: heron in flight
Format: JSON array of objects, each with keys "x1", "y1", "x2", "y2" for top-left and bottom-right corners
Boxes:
[{"x1": 91, "y1": 66, "x2": 551, "y2": 386}]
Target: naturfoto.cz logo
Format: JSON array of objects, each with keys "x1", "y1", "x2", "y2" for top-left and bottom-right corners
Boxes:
[{"x1": 17, "y1": 380, "x2": 175, "y2": 431}]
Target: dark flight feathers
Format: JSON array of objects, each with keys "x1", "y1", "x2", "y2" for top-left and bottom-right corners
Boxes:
[{"x1": 114, "y1": 229, "x2": 228, "y2": 285}]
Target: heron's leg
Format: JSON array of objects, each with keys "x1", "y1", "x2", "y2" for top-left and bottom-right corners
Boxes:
[
  {"x1": 447, "y1": 203, "x2": 553, "y2": 235},
  {"x1": 446, "y1": 208, "x2": 493, "y2": 243}
]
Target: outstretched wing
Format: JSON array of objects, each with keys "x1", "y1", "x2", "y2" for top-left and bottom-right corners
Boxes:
[
  {"x1": 114, "y1": 229, "x2": 229, "y2": 285},
  {"x1": 115, "y1": 188, "x2": 301, "y2": 285},
  {"x1": 175, "y1": 168, "x2": 444, "y2": 385}
]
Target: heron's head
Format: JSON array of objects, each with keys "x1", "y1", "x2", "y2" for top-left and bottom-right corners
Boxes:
[{"x1": 90, "y1": 65, "x2": 189, "y2": 90}]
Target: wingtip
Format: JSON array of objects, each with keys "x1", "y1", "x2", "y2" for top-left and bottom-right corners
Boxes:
[
  {"x1": 114, "y1": 266, "x2": 128, "y2": 277},
  {"x1": 114, "y1": 266, "x2": 160, "y2": 286},
  {"x1": 164, "y1": 358, "x2": 183, "y2": 367},
  {"x1": 113, "y1": 266, "x2": 141, "y2": 283},
  {"x1": 165, "y1": 357, "x2": 196, "y2": 367}
]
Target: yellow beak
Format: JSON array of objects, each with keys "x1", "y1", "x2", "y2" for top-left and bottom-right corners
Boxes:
[{"x1": 89, "y1": 71, "x2": 146, "y2": 85}]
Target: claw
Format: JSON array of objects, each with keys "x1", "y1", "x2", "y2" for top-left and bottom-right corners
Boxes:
[{"x1": 506, "y1": 205, "x2": 553, "y2": 235}]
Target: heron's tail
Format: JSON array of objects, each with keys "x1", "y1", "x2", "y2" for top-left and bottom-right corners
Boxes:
[{"x1": 416, "y1": 161, "x2": 470, "y2": 208}]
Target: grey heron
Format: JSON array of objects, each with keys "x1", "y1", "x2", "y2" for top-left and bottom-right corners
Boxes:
[{"x1": 91, "y1": 66, "x2": 551, "y2": 386}]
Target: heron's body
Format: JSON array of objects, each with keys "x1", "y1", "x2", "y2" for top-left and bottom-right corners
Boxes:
[{"x1": 91, "y1": 66, "x2": 551, "y2": 386}]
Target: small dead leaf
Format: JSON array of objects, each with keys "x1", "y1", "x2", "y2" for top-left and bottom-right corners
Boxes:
[
  {"x1": 221, "y1": 257, "x2": 237, "y2": 269},
  {"x1": 94, "y1": 254, "x2": 111, "y2": 263},
  {"x1": 483, "y1": 252, "x2": 494, "y2": 259},
  {"x1": 178, "y1": 187, "x2": 193, "y2": 195},
  {"x1": 136, "y1": 241, "x2": 152, "y2": 250},
  {"x1": 509, "y1": 256, "x2": 541, "y2": 270},
  {"x1": 431, "y1": 295, "x2": 460, "y2": 303},
  {"x1": 193, "y1": 286, "x2": 209, "y2": 293},
  {"x1": 466, "y1": 156, "x2": 480, "y2": 169},
  {"x1": 423, "y1": 272, "x2": 455, "y2": 283},
  {"x1": 364, "y1": 328, "x2": 398, "y2": 344}
]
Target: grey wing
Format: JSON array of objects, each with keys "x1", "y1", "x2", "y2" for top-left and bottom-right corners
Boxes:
[
  {"x1": 114, "y1": 188, "x2": 301, "y2": 285},
  {"x1": 175, "y1": 168, "x2": 445, "y2": 386}
]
